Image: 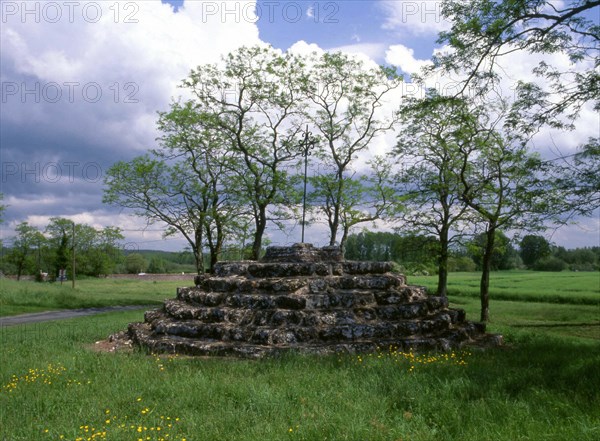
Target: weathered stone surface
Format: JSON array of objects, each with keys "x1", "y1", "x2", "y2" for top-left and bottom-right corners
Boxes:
[
  {"x1": 119, "y1": 243, "x2": 502, "y2": 358},
  {"x1": 263, "y1": 243, "x2": 343, "y2": 263}
]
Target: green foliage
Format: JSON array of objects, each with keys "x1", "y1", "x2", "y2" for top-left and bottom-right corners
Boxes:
[
  {"x1": 147, "y1": 257, "x2": 166, "y2": 274},
  {"x1": 125, "y1": 253, "x2": 147, "y2": 274},
  {"x1": 182, "y1": 45, "x2": 307, "y2": 260},
  {"x1": 0, "y1": 193, "x2": 5, "y2": 225},
  {"x1": 447, "y1": 255, "x2": 477, "y2": 272},
  {"x1": 467, "y1": 231, "x2": 519, "y2": 271},
  {"x1": 434, "y1": 0, "x2": 599, "y2": 132},
  {"x1": 5, "y1": 222, "x2": 46, "y2": 280},
  {"x1": 533, "y1": 256, "x2": 567, "y2": 272},
  {"x1": 431, "y1": 0, "x2": 599, "y2": 219},
  {"x1": 345, "y1": 231, "x2": 439, "y2": 269},
  {"x1": 303, "y1": 51, "x2": 401, "y2": 247},
  {"x1": 519, "y1": 234, "x2": 551, "y2": 268}
]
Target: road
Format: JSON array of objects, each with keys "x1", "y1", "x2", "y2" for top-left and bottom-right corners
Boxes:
[{"x1": 0, "y1": 305, "x2": 153, "y2": 327}]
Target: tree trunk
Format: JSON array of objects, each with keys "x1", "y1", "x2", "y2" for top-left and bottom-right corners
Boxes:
[
  {"x1": 437, "y1": 227, "x2": 449, "y2": 297},
  {"x1": 251, "y1": 206, "x2": 267, "y2": 261},
  {"x1": 193, "y1": 229, "x2": 204, "y2": 274},
  {"x1": 339, "y1": 226, "x2": 349, "y2": 255},
  {"x1": 328, "y1": 216, "x2": 339, "y2": 246},
  {"x1": 193, "y1": 249, "x2": 204, "y2": 275},
  {"x1": 479, "y1": 226, "x2": 496, "y2": 322}
]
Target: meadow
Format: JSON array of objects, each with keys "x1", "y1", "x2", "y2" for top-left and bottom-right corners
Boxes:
[
  {"x1": 0, "y1": 272, "x2": 598, "y2": 440},
  {"x1": 0, "y1": 278, "x2": 184, "y2": 317}
]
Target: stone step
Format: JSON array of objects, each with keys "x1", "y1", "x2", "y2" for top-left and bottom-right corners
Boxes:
[
  {"x1": 212, "y1": 260, "x2": 399, "y2": 278},
  {"x1": 128, "y1": 322, "x2": 491, "y2": 359},
  {"x1": 191, "y1": 273, "x2": 408, "y2": 294},
  {"x1": 162, "y1": 298, "x2": 457, "y2": 325},
  {"x1": 175, "y1": 288, "x2": 432, "y2": 310},
  {"x1": 144, "y1": 313, "x2": 463, "y2": 344}
]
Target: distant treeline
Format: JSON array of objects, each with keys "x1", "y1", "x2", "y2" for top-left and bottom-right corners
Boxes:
[{"x1": 344, "y1": 231, "x2": 600, "y2": 275}]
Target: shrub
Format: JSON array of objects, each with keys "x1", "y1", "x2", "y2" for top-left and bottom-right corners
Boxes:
[
  {"x1": 448, "y1": 256, "x2": 477, "y2": 272},
  {"x1": 569, "y1": 262, "x2": 599, "y2": 272},
  {"x1": 533, "y1": 256, "x2": 567, "y2": 272}
]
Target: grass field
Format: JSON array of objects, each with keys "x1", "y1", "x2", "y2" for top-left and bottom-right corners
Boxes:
[
  {"x1": 0, "y1": 278, "x2": 185, "y2": 317},
  {"x1": 410, "y1": 271, "x2": 600, "y2": 305},
  {"x1": 0, "y1": 272, "x2": 599, "y2": 440}
]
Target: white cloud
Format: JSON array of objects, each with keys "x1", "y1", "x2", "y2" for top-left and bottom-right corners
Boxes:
[
  {"x1": 385, "y1": 44, "x2": 432, "y2": 75},
  {"x1": 1, "y1": 1, "x2": 262, "y2": 154},
  {"x1": 327, "y1": 42, "x2": 388, "y2": 61},
  {"x1": 289, "y1": 40, "x2": 386, "y2": 67},
  {"x1": 379, "y1": 0, "x2": 450, "y2": 36}
]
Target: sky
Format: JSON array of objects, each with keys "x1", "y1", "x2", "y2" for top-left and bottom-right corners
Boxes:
[{"x1": 1, "y1": 0, "x2": 598, "y2": 252}]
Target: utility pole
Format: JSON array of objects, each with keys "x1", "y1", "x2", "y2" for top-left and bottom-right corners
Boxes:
[
  {"x1": 72, "y1": 221, "x2": 76, "y2": 289},
  {"x1": 298, "y1": 125, "x2": 317, "y2": 243}
]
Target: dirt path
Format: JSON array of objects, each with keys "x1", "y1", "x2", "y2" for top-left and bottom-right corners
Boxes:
[{"x1": 0, "y1": 305, "x2": 152, "y2": 327}]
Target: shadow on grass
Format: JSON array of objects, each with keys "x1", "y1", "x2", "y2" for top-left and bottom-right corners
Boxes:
[{"x1": 464, "y1": 334, "x2": 600, "y2": 404}]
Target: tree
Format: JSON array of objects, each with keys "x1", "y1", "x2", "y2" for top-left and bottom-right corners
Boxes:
[
  {"x1": 7, "y1": 222, "x2": 45, "y2": 280},
  {"x1": 182, "y1": 45, "x2": 307, "y2": 260},
  {"x1": 45, "y1": 218, "x2": 123, "y2": 277},
  {"x1": 520, "y1": 234, "x2": 551, "y2": 268},
  {"x1": 147, "y1": 256, "x2": 166, "y2": 274},
  {"x1": 302, "y1": 51, "x2": 402, "y2": 248},
  {"x1": 552, "y1": 138, "x2": 600, "y2": 218},
  {"x1": 393, "y1": 91, "x2": 475, "y2": 296},
  {"x1": 85, "y1": 226, "x2": 124, "y2": 276},
  {"x1": 104, "y1": 156, "x2": 210, "y2": 273},
  {"x1": 431, "y1": 0, "x2": 599, "y2": 218},
  {"x1": 126, "y1": 253, "x2": 147, "y2": 274},
  {"x1": 45, "y1": 217, "x2": 73, "y2": 279},
  {"x1": 310, "y1": 157, "x2": 396, "y2": 251},
  {"x1": 0, "y1": 194, "x2": 6, "y2": 251},
  {"x1": 433, "y1": 0, "x2": 599, "y2": 131},
  {"x1": 344, "y1": 231, "x2": 440, "y2": 270},
  {"x1": 468, "y1": 231, "x2": 518, "y2": 271},
  {"x1": 455, "y1": 106, "x2": 551, "y2": 321},
  {"x1": 155, "y1": 100, "x2": 252, "y2": 271}
]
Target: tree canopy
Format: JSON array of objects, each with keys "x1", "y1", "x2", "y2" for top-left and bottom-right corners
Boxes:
[{"x1": 433, "y1": 0, "x2": 599, "y2": 131}]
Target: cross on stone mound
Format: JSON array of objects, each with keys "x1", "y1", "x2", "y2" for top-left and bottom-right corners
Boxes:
[{"x1": 117, "y1": 243, "x2": 502, "y2": 358}]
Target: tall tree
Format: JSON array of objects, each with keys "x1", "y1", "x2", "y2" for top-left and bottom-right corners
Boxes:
[
  {"x1": 302, "y1": 51, "x2": 402, "y2": 248},
  {"x1": 431, "y1": 0, "x2": 599, "y2": 218},
  {"x1": 433, "y1": 0, "x2": 599, "y2": 129},
  {"x1": 0, "y1": 193, "x2": 5, "y2": 249},
  {"x1": 520, "y1": 234, "x2": 552, "y2": 268},
  {"x1": 45, "y1": 217, "x2": 73, "y2": 279},
  {"x1": 7, "y1": 222, "x2": 45, "y2": 280},
  {"x1": 455, "y1": 108, "x2": 551, "y2": 321},
  {"x1": 182, "y1": 45, "x2": 307, "y2": 260},
  {"x1": 552, "y1": 137, "x2": 600, "y2": 218},
  {"x1": 467, "y1": 230, "x2": 519, "y2": 271},
  {"x1": 310, "y1": 156, "x2": 396, "y2": 251},
  {"x1": 393, "y1": 92, "x2": 475, "y2": 296},
  {"x1": 104, "y1": 156, "x2": 208, "y2": 274},
  {"x1": 155, "y1": 100, "x2": 252, "y2": 270},
  {"x1": 85, "y1": 226, "x2": 124, "y2": 276},
  {"x1": 0, "y1": 193, "x2": 5, "y2": 224}
]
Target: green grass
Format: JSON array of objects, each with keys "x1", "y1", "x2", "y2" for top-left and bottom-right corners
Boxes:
[
  {"x1": 0, "y1": 278, "x2": 185, "y2": 316},
  {"x1": 1, "y1": 273, "x2": 599, "y2": 440},
  {"x1": 410, "y1": 271, "x2": 600, "y2": 305},
  {"x1": 1, "y1": 310, "x2": 599, "y2": 441}
]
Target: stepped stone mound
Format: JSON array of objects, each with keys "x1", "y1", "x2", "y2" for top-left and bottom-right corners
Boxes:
[{"x1": 117, "y1": 244, "x2": 502, "y2": 358}]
